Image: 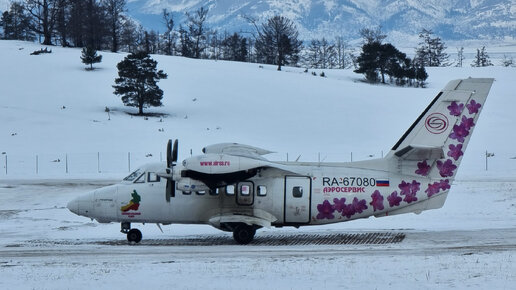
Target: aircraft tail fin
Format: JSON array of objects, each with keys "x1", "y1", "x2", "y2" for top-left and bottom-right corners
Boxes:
[{"x1": 387, "y1": 78, "x2": 494, "y2": 180}]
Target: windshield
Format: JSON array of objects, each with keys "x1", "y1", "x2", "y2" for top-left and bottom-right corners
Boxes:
[{"x1": 123, "y1": 169, "x2": 144, "y2": 182}]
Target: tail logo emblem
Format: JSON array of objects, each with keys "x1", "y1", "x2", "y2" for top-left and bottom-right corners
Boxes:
[{"x1": 425, "y1": 113, "x2": 448, "y2": 134}]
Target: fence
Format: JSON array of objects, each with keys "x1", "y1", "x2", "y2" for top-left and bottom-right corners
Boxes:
[{"x1": 1, "y1": 149, "x2": 514, "y2": 177}]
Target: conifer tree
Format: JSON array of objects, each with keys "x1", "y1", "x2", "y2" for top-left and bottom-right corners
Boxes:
[
  {"x1": 415, "y1": 29, "x2": 449, "y2": 67},
  {"x1": 471, "y1": 46, "x2": 493, "y2": 67},
  {"x1": 255, "y1": 15, "x2": 302, "y2": 71},
  {"x1": 80, "y1": 46, "x2": 102, "y2": 70},
  {"x1": 113, "y1": 51, "x2": 167, "y2": 115},
  {"x1": 1, "y1": 2, "x2": 34, "y2": 41}
]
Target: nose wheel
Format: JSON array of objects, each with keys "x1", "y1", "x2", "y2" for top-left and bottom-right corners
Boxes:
[{"x1": 121, "y1": 222, "x2": 142, "y2": 243}]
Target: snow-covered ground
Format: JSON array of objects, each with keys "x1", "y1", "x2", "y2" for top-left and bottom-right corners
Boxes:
[
  {"x1": 0, "y1": 40, "x2": 515, "y2": 289},
  {"x1": 0, "y1": 180, "x2": 514, "y2": 289}
]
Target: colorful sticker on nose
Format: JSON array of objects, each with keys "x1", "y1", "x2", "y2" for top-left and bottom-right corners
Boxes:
[{"x1": 121, "y1": 190, "x2": 141, "y2": 213}]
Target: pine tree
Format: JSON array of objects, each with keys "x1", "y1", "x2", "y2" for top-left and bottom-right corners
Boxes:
[
  {"x1": 471, "y1": 46, "x2": 493, "y2": 67},
  {"x1": 355, "y1": 41, "x2": 426, "y2": 87},
  {"x1": 1, "y1": 2, "x2": 34, "y2": 41},
  {"x1": 80, "y1": 46, "x2": 102, "y2": 70},
  {"x1": 113, "y1": 51, "x2": 167, "y2": 115},
  {"x1": 103, "y1": 0, "x2": 126, "y2": 53},
  {"x1": 456, "y1": 47, "x2": 465, "y2": 67},
  {"x1": 415, "y1": 29, "x2": 449, "y2": 67},
  {"x1": 255, "y1": 15, "x2": 302, "y2": 71}
]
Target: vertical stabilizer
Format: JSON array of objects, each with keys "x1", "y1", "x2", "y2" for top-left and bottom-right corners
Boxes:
[{"x1": 387, "y1": 78, "x2": 494, "y2": 180}]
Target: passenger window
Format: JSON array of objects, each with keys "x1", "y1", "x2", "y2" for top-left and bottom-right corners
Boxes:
[
  {"x1": 134, "y1": 173, "x2": 145, "y2": 183},
  {"x1": 257, "y1": 186, "x2": 267, "y2": 196},
  {"x1": 293, "y1": 186, "x2": 303, "y2": 198},
  {"x1": 240, "y1": 185, "x2": 251, "y2": 196},
  {"x1": 148, "y1": 172, "x2": 160, "y2": 182},
  {"x1": 226, "y1": 185, "x2": 235, "y2": 195}
]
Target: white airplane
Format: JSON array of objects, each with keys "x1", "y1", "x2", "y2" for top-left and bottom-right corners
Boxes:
[{"x1": 67, "y1": 78, "x2": 494, "y2": 244}]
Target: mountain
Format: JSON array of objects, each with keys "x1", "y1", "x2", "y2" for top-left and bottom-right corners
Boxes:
[{"x1": 126, "y1": 0, "x2": 516, "y2": 43}]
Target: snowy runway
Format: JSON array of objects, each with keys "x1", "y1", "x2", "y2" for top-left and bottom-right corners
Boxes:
[{"x1": 0, "y1": 180, "x2": 515, "y2": 289}]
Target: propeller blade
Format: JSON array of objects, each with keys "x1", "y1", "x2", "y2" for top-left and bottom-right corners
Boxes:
[
  {"x1": 172, "y1": 139, "x2": 178, "y2": 163},
  {"x1": 166, "y1": 179, "x2": 175, "y2": 202},
  {"x1": 166, "y1": 139, "x2": 172, "y2": 167}
]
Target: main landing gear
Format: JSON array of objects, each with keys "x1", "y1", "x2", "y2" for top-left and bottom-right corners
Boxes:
[
  {"x1": 232, "y1": 224, "x2": 256, "y2": 245},
  {"x1": 121, "y1": 222, "x2": 142, "y2": 243}
]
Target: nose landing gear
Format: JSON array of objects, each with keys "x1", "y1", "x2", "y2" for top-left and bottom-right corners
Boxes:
[{"x1": 121, "y1": 222, "x2": 142, "y2": 243}]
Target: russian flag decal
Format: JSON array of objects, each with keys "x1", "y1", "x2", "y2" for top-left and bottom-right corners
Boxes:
[{"x1": 377, "y1": 180, "x2": 390, "y2": 187}]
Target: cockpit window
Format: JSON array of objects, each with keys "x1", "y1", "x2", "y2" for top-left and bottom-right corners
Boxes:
[
  {"x1": 148, "y1": 172, "x2": 160, "y2": 182},
  {"x1": 134, "y1": 173, "x2": 146, "y2": 183},
  {"x1": 123, "y1": 169, "x2": 144, "y2": 182}
]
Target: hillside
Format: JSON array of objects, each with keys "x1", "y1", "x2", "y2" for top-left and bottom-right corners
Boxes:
[{"x1": 0, "y1": 40, "x2": 515, "y2": 178}]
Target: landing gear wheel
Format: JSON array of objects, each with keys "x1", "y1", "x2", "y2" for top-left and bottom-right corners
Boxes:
[
  {"x1": 233, "y1": 225, "x2": 256, "y2": 245},
  {"x1": 127, "y1": 228, "x2": 142, "y2": 243}
]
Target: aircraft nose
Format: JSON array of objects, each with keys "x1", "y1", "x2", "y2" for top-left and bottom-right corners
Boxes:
[
  {"x1": 67, "y1": 197, "x2": 79, "y2": 215},
  {"x1": 67, "y1": 191, "x2": 95, "y2": 217}
]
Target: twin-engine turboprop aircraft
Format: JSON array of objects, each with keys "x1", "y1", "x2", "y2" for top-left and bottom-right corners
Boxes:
[{"x1": 67, "y1": 78, "x2": 494, "y2": 244}]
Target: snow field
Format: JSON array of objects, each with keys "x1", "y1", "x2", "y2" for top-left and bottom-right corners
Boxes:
[{"x1": 0, "y1": 40, "x2": 515, "y2": 289}]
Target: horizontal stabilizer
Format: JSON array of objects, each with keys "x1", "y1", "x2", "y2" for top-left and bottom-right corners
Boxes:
[{"x1": 394, "y1": 145, "x2": 444, "y2": 160}]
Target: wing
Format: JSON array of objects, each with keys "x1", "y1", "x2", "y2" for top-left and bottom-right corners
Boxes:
[{"x1": 202, "y1": 143, "x2": 274, "y2": 160}]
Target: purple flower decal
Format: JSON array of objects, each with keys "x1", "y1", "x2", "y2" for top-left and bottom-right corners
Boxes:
[
  {"x1": 415, "y1": 160, "x2": 431, "y2": 176},
  {"x1": 387, "y1": 191, "x2": 402, "y2": 207},
  {"x1": 447, "y1": 144, "x2": 464, "y2": 161},
  {"x1": 461, "y1": 115, "x2": 475, "y2": 130},
  {"x1": 449, "y1": 123, "x2": 470, "y2": 143},
  {"x1": 426, "y1": 179, "x2": 451, "y2": 197},
  {"x1": 425, "y1": 182, "x2": 441, "y2": 197},
  {"x1": 316, "y1": 200, "x2": 335, "y2": 220},
  {"x1": 447, "y1": 101, "x2": 464, "y2": 116},
  {"x1": 439, "y1": 179, "x2": 451, "y2": 191},
  {"x1": 370, "y1": 190, "x2": 384, "y2": 212},
  {"x1": 399, "y1": 180, "x2": 420, "y2": 204},
  {"x1": 342, "y1": 204, "x2": 356, "y2": 218},
  {"x1": 333, "y1": 198, "x2": 346, "y2": 213},
  {"x1": 352, "y1": 197, "x2": 368, "y2": 214},
  {"x1": 436, "y1": 159, "x2": 457, "y2": 177},
  {"x1": 466, "y1": 99, "x2": 481, "y2": 114}
]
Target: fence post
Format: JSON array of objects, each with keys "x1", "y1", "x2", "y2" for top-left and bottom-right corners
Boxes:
[
  {"x1": 97, "y1": 152, "x2": 100, "y2": 173},
  {"x1": 350, "y1": 152, "x2": 353, "y2": 162},
  {"x1": 128, "y1": 152, "x2": 131, "y2": 172},
  {"x1": 65, "y1": 154, "x2": 68, "y2": 174},
  {"x1": 36, "y1": 155, "x2": 38, "y2": 174},
  {"x1": 4, "y1": 154, "x2": 7, "y2": 175}
]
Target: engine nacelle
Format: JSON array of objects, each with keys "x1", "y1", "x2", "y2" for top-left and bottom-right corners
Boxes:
[
  {"x1": 182, "y1": 153, "x2": 268, "y2": 174},
  {"x1": 176, "y1": 178, "x2": 210, "y2": 192}
]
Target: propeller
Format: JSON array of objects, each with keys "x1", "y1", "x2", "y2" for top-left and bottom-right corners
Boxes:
[{"x1": 165, "y1": 139, "x2": 178, "y2": 202}]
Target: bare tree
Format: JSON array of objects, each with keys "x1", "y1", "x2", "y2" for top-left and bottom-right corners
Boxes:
[
  {"x1": 186, "y1": 6, "x2": 209, "y2": 59},
  {"x1": 25, "y1": 0, "x2": 59, "y2": 45},
  {"x1": 162, "y1": 9, "x2": 175, "y2": 55}
]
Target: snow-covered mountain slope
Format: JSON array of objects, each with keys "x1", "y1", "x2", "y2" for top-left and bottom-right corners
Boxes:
[
  {"x1": 1, "y1": 40, "x2": 515, "y2": 178},
  {"x1": 127, "y1": 0, "x2": 516, "y2": 42}
]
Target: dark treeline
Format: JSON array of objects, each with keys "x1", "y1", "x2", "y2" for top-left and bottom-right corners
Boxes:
[
  {"x1": 4, "y1": 2, "x2": 496, "y2": 86},
  {"x1": 0, "y1": 1, "x2": 351, "y2": 68}
]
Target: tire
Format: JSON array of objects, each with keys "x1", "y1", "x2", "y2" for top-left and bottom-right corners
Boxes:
[
  {"x1": 127, "y1": 228, "x2": 142, "y2": 243},
  {"x1": 233, "y1": 225, "x2": 256, "y2": 245}
]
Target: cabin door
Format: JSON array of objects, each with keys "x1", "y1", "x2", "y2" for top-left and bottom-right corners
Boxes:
[{"x1": 284, "y1": 176, "x2": 311, "y2": 223}]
